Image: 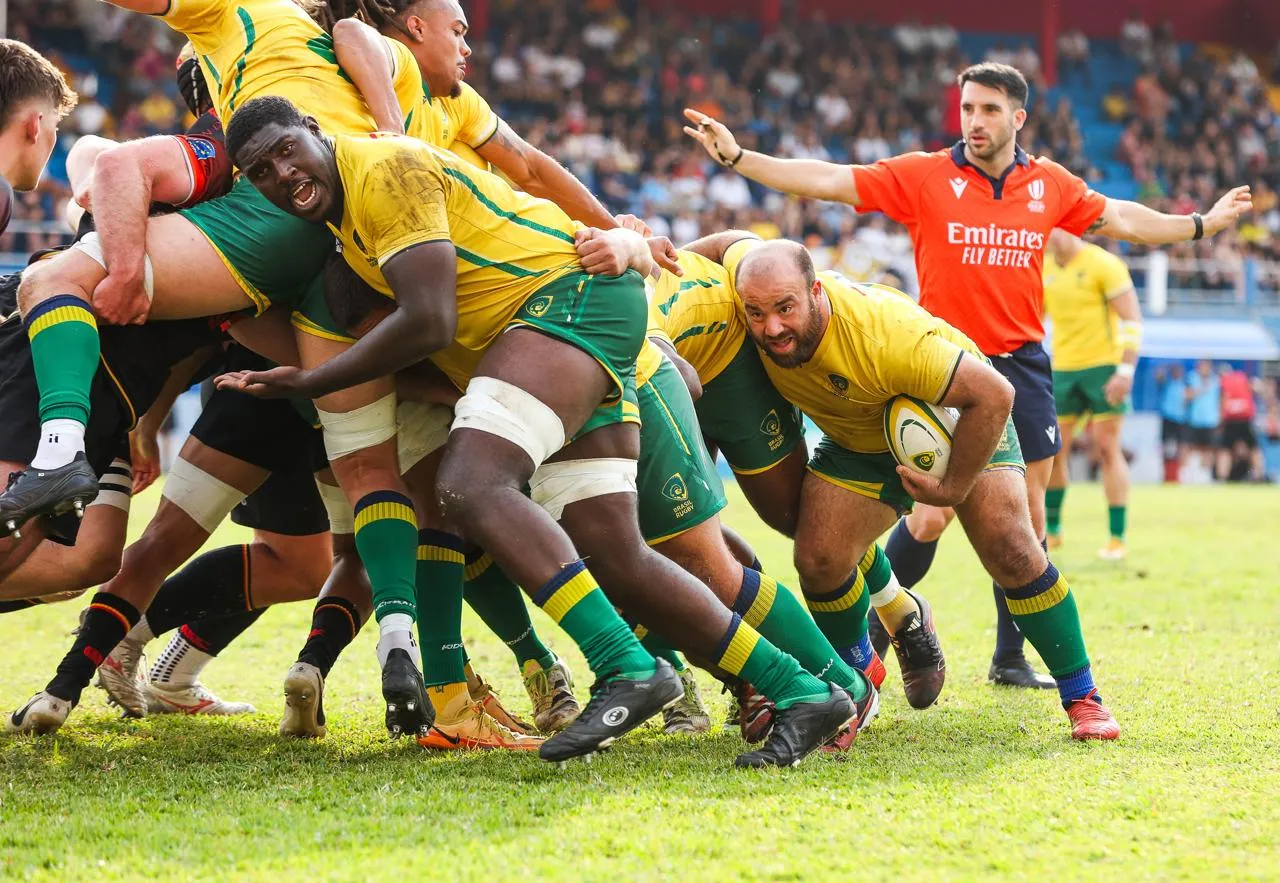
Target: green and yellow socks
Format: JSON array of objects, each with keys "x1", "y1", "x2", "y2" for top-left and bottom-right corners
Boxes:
[
  {"x1": 1001, "y1": 563, "x2": 1098, "y2": 706},
  {"x1": 24, "y1": 295, "x2": 98, "y2": 468},
  {"x1": 463, "y1": 551, "x2": 556, "y2": 671},
  {"x1": 531, "y1": 560, "x2": 655, "y2": 680},
  {"x1": 802, "y1": 567, "x2": 874, "y2": 673},
  {"x1": 352, "y1": 491, "x2": 419, "y2": 667},
  {"x1": 415, "y1": 529, "x2": 467, "y2": 689},
  {"x1": 712, "y1": 614, "x2": 830, "y2": 710},
  {"x1": 733, "y1": 568, "x2": 867, "y2": 701}
]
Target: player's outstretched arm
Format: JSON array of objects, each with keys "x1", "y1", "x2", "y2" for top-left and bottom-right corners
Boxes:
[
  {"x1": 1089, "y1": 186, "x2": 1252, "y2": 244},
  {"x1": 480, "y1": 120, "x2": 617, "y2": 228},
  {"x1": 332, "y1": 18, "x2": 405, "y2": 134},
  {"x1": 88, "y1": 135, "x2": 204, "y2": 325},
  {"x1": 682, "y1": 108, "x2": 858, "y2": 205},
  {"x1": 897, "y1": 355, "x2": 1015, "y2": 508}
]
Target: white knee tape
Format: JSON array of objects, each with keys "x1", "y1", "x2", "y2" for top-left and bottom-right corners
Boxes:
[
  {"x1": 316, "y1": 479, "x2": 354, "y2": 535},
  {"x1": 72, "y1": 232, "x2": 154, "y2": 301},
  {"x1": 396, "y1": 401, "x2": 452, "y2": 473},
  {"x1": 161, "y1": 457, "x2": 247, "y2": 534},
  {"x1": 530, "y1": 458, "x2": 637, "y2": 521},
  {"x1": 451, "y1": 377, "x2": 565, "y2": 469},
  {"x1": 316, "y1": 393, "x2": 397, "y2": 460}
]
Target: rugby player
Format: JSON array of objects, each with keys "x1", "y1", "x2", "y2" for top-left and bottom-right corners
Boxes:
[
  {"x1": 0, "y1": 0, "x2": 444, "y2": 739},
  {"x1": 1042, "y1": 230, "x2": 1141, "y2": 560},
  {"x1": 219, "y1": 97, "x2": 865, "y2": 767},
  {"x1": 700, "y1": 236, "x2": 1119, "y2": 739},
  {"x1": 683, "y1": 62, "x2": 1251, "y2": 688},
  {"x1": 322, "y1": 237, "x2": 879, "y2": 747},
  {"x1": 0, "y1": 38, "x2": 76, "y2": 196},
  {"x1": 647, "y1": 241, "x2": 948, "y2": 707}
]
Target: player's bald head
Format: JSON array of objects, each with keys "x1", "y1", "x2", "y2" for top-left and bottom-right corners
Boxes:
[{"x1": 735, "y1": 240, "x2": 816, "y2": 295}]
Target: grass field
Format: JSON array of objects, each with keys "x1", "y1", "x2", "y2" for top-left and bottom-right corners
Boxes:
[{"x1": 2, "y1": 481, "x2": 1279, "y2": 881}]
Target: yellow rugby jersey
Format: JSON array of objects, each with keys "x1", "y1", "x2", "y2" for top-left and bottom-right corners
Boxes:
[
  {"x1": 725, "y1": 241, "x2": 982, "y2": 453},
  {"x1": 158, "y1": 0, "x2": 420, "y2": 133},
  {"x1": 404, "y1": 81, "x2": 500, "y2": 169},
  {"x1": 646, "y1": 249, "x2": 747, "y2": 384},
  {"x1": 327, "y1": 133, "x2": 581, "y2": 386},
  {"x1": 1042, "y1": 243, "x2": 1133, "y2": 371}
]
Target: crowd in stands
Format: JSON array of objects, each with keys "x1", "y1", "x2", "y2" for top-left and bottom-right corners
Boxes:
[{"x1": 4, "y1": 0, "x2": 1280, "y2": 301}]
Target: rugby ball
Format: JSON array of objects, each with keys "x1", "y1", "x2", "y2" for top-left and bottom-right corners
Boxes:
[{"x1": 884, "y1": 395, "x2": 958, "y2": 477}]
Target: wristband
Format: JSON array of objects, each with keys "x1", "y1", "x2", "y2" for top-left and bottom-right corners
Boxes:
[
  {"x1": 1118, "y1": 318, "x2": 1143, "y2": 350},
  {"x1": 724, "y1": 145, "x2": 745, "y2": 168},
  {"x1": 1192, "y1": 212, "x2": 1204, "y2": 240},
  {"x1": 1114, "y1": 363, "x2": 1136, "y2": 379}
]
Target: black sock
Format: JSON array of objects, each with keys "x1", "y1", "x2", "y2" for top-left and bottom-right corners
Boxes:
[
  {"x1": 884, "y1": 519, "x2": 938, "y2": 589},
  {"x1": 991, "y1": 582, "x2": 1026, "y2": 665},
  {"x1": 298, "y1": 595, "x2": 363, "y2": 677},
  {"x1": 47, "y1": 592, "x2": 140, "y2": 704},
  {"x1": 146, "y1": 545, "x2": 253, "y2": 636},
  {"x1": 0, "y1": 599, "x2": 41, "y2": 615},
  {"x1": 182, "y1": 610, "x2": 265, "y2": 657}
]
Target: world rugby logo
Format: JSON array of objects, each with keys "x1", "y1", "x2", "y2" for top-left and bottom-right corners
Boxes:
[{"x1": 1027, "y1": 179, "x2": 1046, "y2": 213}]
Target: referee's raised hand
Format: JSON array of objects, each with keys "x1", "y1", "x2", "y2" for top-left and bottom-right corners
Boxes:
[{"x1": 682, "y1": 108, "x2": 743, "y2": 168}]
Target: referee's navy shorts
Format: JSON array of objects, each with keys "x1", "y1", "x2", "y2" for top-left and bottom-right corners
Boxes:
[{"x1": 990, "y1": 342, "x2": 1061, "y2": 464}]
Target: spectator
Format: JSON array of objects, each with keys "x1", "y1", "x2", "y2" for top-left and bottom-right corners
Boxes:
[
  {"x1": 1184, "y1": 360, "x2": 1222, "y2": 481},
  {"x1": 1157, "y1": 364, "x2": 1189, "y2": 482},
  {"x1": 1059, "y1": 29, "x2": 1090, "y2": 86},
  {"x1": 1101, "y1": 84, "x2": 1130, "y2": 123},
  {"x1": 1217, "y1": 367, "x2": 1263, "y2": 481},
  {"x1": 1122, "y1": 11, "x2": 1153, "y2": 61}
]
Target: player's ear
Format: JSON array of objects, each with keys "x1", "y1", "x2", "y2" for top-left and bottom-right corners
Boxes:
[
  {"x1": 303, "y1": 115, "x2": 322, "y2": 137},
  {"x1": 23, "y1": 108, "x2": 42, "y2": 145},
  {"x1": 1012, "y1": 106, "x2": 1027, "y2": 131}
]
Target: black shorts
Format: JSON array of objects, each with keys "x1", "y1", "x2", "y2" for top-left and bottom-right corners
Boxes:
[
  {"x1": 1186, "y1": 426, "x2": 1216, "y2": 448},
  {"x1": 1161, "y1": 419, "x2": 1184, "y2": 446},
  {"x1": 0, "y1": 314, "x2": 132, "y2": 544},
  {"x1": 189, "y1": 348, "x2": 328, "y2": 536},
  {"x1": 990, "y1": 342, "x2": 1060, "y2": 463},
  {"x1": 1220, "y1": 419, "x2": 1257, "y2": 450}
]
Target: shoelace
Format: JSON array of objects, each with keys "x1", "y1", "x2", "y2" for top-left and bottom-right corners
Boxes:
[
  {"x1": 1069, "y1": 693, "x2": 1110, "y2": 723},
  {"x1": 574, "y1": 670, "x2": 623, "y2": 722}
]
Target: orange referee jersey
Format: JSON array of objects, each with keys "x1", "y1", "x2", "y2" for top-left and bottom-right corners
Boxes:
[{"x1": 850, "y1": 142, "x2": 1106, "y2": 355}]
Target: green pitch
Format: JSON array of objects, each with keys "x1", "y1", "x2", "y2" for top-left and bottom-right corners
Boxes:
[{"x1": 2, "y1": 482, "x2": 1278, "y2": 880}]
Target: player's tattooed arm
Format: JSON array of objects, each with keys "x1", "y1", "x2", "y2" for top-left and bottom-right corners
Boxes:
[
  {"x1": 478, "y1": 119, "x2": 617, "y2": 227},
  {"x1": 333, "y1": 18, "x2": 405, "y2": 133},
  {"x1": 1092, "y1": 187, "x2": 1252, "y2": 243}
]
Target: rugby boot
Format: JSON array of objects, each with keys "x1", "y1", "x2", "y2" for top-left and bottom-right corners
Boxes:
[
  {"x1": 1066, "y1": 689, "x2": 1121, "y2": 741},
  {"x1": 734, "y1": 685, "x2": 856, "y2": 769},
  {"x1": 382, "y1": 648, "x2": 434, "y2": 739},
  {"x1": 522, "y1": 658, "x2": 580, "y2": 733},
  {"x1": 539, "y1": 658, "x2": 683, "y2": 763},
  {"x1": 280, "y1": 661, "x2": 327, "y2": 738},
  {"x1": 726, "y1": 681, "x2": 775, "y2": 743},
  {"x1": 147, "y1": 682, "x2": 255, "y2": 715},
  {"x1": 467, "y1": 667, "x2": 536, "y2": 735},
  {"x1": 0, "y1": 453, "x2": 98, "y2": 538},
  {"x1": 662, "y1": 667, "x2": 711, "y2": 735},
  {"x1": 988, "y1": 656, "x2": 1055, "y2": 689},
  {"x1": 888, "y1": 590, "x2": 946, "y2": 709},
  {"x1": 823, "y1": 669, "x2": 881, "y2": 753},
  {"x1": 6, "y1": 692, "x2": 72, "y2": 735},
  {"x1": 96, "y1": 636, "x2": 148, "y2": 718},
  {"x1": 1098, "y1": 538, "x2": 1128, "y2": 561},
  {"x1": 863, "y1": 649, "x2": 887, "y2": 691},
  {"x1": 417, "y1": 689, "x2": 543, "y2": 751}
]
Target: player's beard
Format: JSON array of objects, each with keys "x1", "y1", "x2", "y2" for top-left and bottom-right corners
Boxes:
[
  {"x1": 758, "y1": 313, "x2": 823, "y2": 369},
  {"x1": 968, "y1": 122, "x2": 1014, "y2": 162}
]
